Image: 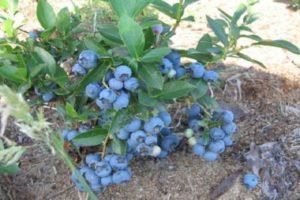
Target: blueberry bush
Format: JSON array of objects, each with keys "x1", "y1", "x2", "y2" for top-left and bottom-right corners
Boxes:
[{"x1": 0, "y1": 0, "x2": 299, "y2": 199}]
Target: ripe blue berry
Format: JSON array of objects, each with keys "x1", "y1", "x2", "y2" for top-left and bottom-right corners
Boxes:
[
  {"x1": 112, "y1": 170, "x2": 131, "y2": 184},
  {"x1": 203, "y1": 151, "x2": 218, "y2": 162},
  {"x1": 160, "y1": 134, "x2": 181, "y2": 152},
  {"x1": 193, "y1": 144, "x2": 205, "y2": 156},
  {"x1": 99, "y1": 88, "x2": 117, "y2": 103},
  {"x1": 188, "y1": 119, "x2": 200, "y2": 132},
  {"x1": 28, "y1": 31, "x2": 38, "y2": 40},
  {"x1": 136, "y1": 143, "x2": 152, "y2": 156},
  {"x1": 165, "y1": 51, "x2": 181, "y2": 68},
  {"x1": 78, "y1": 50, "x2": 99, "y2": 69},
  {"x1": 222, "y1": 122, "x2": 237, "y2": 135},
  {"x1": 157, "y1": 150, "x2": 169, "y2": 158},
  {"x1": 152, "y1": 24, "x2": 163, "y2": 35},
  {"x1": 186, "y1": 104, "x2": 202, "y2": 118},
  {"x1": 221, "y1": 110, "x2": 234, "y2": 123},
  {"x1": 203, "y1": 71, "x2": 219, "y2": 82},
  {"x1": 175, "y1": 67, "x2": 186, "y2": 78},
  {"x1": 85, "y1": 83, "x2": 101, "y2": 99},
  {"x1": 42, "y1": 92, "x2": 54, "y2": 102},
  {"x1": 95, "y1": 161, "x2": 112, "y2": 177},
  {"x1": 125, "y1": 118, "x2": 141, "y2": 133},
  {"x1": 71, "y1": 63, "x2": 87, "y2": 76},
  {"x1": 130, "y1": 130, "x2": 147, "y2": 145},
  {"x1": 210, "y1": 128, "x2": 225, "y2": 140},
  {"x1": 66, "y1": 130, "x2": 80, "y2": 141},
  {"x1": 108, "y1": 78, "x2": 123, "y2": 90},
  {"x1": 208, "y1": 140, "x2": 225, "y2": 153},
  {"x1": 113, "y1": 91, "x2": 130, "y2": 110},
  {"x1": 109, "y1": 155, "x2": 128, "y2": 170},
  {"x1": 160, "y1": 127, "x2": 171, "y2": 136},
  {"x1": 85, "y1": 153, "x2": 101, "y2": 167},
  {"x1": 114, "y1": 65, "x2": 132, "y2": 81},
  {"x1": 144, "y1": 117, "x2": 165, "y2": 134},
  {"x1": 197, "y1": 137, "x2": 209, "y2": 146},
  {"x1": 90, "y1": 183, "x2": 103, "y2": 193},
  {"x1": 223, "y1": 136, "x2": 233, "y2": 146},
  {"x1": 190, "y1": 63, "x2": 205, "y2": 78},
  {"x1": 101, "y1": 176, "x2": 113, "y2": 186},
  {"x1": 158, "y1": 111, "x2": 172, "y2": 126},
  {"x1": 117, "y1": 128, "x2": 129, "y2": 140},
  {"x1": 243, "y1": 173, "x2": 259, "y2": 189},
  {"x1": 145, "y1": 135, "x2": 158, "y2": 145},
  {"x1": 61, "y1": 129, "x2": 70, "y2": 140},
  {"x1": 160, "y1": 58, "x2": 173, "y2": 74},
  {"x1": 124, "y1": 77, "x2": 139, "y2": 91},
  {"x1": 84, "y1": 169, "x2": 100, "y2": 185}
]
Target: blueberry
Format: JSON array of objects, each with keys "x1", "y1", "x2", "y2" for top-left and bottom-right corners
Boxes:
[
  {"x1": 78, "y1": 50, "x2": 99, "y2": 69},
  {"x1": 42, "y1": 92, "x2": 54, "y2": 102},
  {"x1": 61, "y1": 129, "x2": 70, "y2": 140},
  {"x1": 125, "y1": 118, "x2": 141, "y2": 133},
  {"x1": 144, "y1": 117, "x2": 165, "y2": 134},
  {"x1": 112, "y1": 170, "x2": 132, "y2": 184},
  {"x1": 152, "y1": 24, "x2": 163, "y2": 35},
  {"x1": 90, "y1": 183, "x2": 103, "y2": 193},
  {"x1": 79, "y1": 125, "x2": 90, "y2": 133},
  {"x1": 193, "y1": 144, "x2": 205, "y2": 156},
  {"x1": 113, "y1": 91, "x2": 130, "y2": 110},
  {"x1": 223, "y1": 136, "x2": 233, "y2": 146},
  {"x1": 95, "y1": 161, "x2": 112, "y2": 177},
  {"x1": 158, "y1": 111, "x2": 172, "y2": 126},
  {"x1": 117, "y1": 128, "x2": 129, "y2": 140},
  {"x1": 104, "y1": 154, "x2": 114, "y2": 162},
  {"x1": 188, "y1": 119, "x2": 200, "y2": 132},
  {"x1": 145, "y1": 135, "x2": 158, "y2": 145},
  {"x1": 108, "y1": 78, "x2": 123, "y2": 90},
  {"x1": 66, "y1": 130, "x2": 80, "y2": 141},
  {"x1": 208, "y1": 140, "x2": 225, "y2": 153},
  {"x1": 157, "y1": 150, "x2": 168, "y2": 158},
  {"x1": 165, "y1": 51, "x2": 181, "y2": 68},
  {"x1": 85, "y1": 83, "x2": 101, "y2": 99},
  {"x1": 160, "y1": 134, "x2": 181, "y2": 152},
  {"x1": 79, "y1": 166, "x2": 93, "y2": 175},
  {"x1": 175, "y1": 66, "x2": 186, "y2": 78},
  {"x1": 96, "y1": 98, "x2": 112, "y2": 110},
  {"x1": 186, "y1": 104, "x2": 202, "y2": 118},
  {"x1": 99, "y1": 88, "x2": 117, "y2": 103},
  {"x1": 130, "y1": 130, "x2": 147, "y2": 145},
  {"x1": 28, "y1": 31, "x2": 38, "y2": 40},
  {"x1": 222, "y1": 122, "x2": 237, "y2": 135},
  {"x1": 127, "y1": 138, "x2": 138, "y2": 151},
  {"x1": 85, "y1": 169, "x2": 100, "y2": 185},
  {"x1": 197, "y1": 137, "x2": 209, "y2": 146},
  {"x1": 203, "y1": 151, "x2": 218, "y2": 162},
  {"x1": 190, "y1": 63, "x2": 205, "y2": 78},
  {"x1": 160, "y1": 58, "x2": 173, "y2": 74},
  {"x1": 160, "y1": 127, "x2": 171, "y2": 136},
  {"x1": 243, "y1": 173, "x2": 259, "y2": 189},
  {"x1": 105, "y1": 70, "x2": 114, "y2": 82},
  {"x1": 210, "y1": 127, "x2": 225, "y2": 140},
  {"x1": 126, "y1": 153, "x2": 134, "y2": 161},
  {"x1": 221, "y1": 110, "x2": 234, "y2": 123},
  {"x1": 136, "y1": 143, "x2": 152, "y2": 156},
  {"x1": 85, "y1": 153, "x2": 101, "y2": 167},
  {"x1": 114, "y1": 65, "x2": 132, "y2": 81},
  {"x1": 101, "y1": 176, "x2": 113, "y2": 186},
  {"x1": 124, "y1": 77, "x2": 139, "y2": 91},
  {"x1": 203, "y1": 71, "x2": 219, "y2": 82},
  {"x1": 71, "y1": 63, "x2": 87, "y2": 76},
  {"x1": 109, "y1": 155, "x2": 128, "y2": 170}
]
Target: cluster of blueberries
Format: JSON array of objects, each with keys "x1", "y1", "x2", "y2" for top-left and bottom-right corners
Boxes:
[
  {"x1": 71, "y1": 50, "x2": 100, "y2": 76},
  {"x1": 159, "y1": 50, "x2": 219, "y2": 82},
  {"x1": 88, "y1": 66, "x2": 138, "y2": 110},
  {"x1": 116, "y1": 112, "x2": 182, "y2": 159},
  {"x1": 71, "y1": 153, "x2": 132, "y2": 193},
  {"x1": 34, "y1": 83, "x2": 57, "y2": 102},
  {"x1": 184, "y1": 104, "x2": 237, "y2": 162}
]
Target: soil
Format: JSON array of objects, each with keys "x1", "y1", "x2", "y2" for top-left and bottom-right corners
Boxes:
[{"x1": 1, "y1": 0, "x2": 300, "y2": 200}]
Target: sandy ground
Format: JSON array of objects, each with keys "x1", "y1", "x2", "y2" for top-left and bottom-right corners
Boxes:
[{"x1": 1, "y1": 0, "x2": 300, "y2": 200}]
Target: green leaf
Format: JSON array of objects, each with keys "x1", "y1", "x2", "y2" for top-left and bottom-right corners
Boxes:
[
  {"x1": 252, "y1": 40, "x2": 300, "y2": 54},
  {"x1": 138, "y1": 90, "x2": 158, "y2": 107},
  {"x1": 0, "y1": 146, "x2": 26, "y2": 166},
  {"x1": 183, "y1": 0, "x2": 200, "y2": 7},
  {"x1": 0, "y1": 65, "x2": 27, "y2": 83},
  {"x1": 218, "y1": 8, "x2": 232, "y2": 20},
  {"x1": 151, "y1": 0, "x2": 175, "y2": 18},
  {"x1": 98, "y1": 24, "x2": 123, "y2": 44},
  {"x1": 112, "y1": 137, "x2": 126, "y2": 155},
  {"x1": 196, "y1": 34, "x2": 213, "y2": 53},
  {"x1": 190, "y1": 79, "x2": 208, "y2": 100},
  {"x1": 109, "y1": 0, "x2": 151, "y2": 18},
  {"x1": 34, "y1": 47, "x2": 57, "y2": 76},
  {"x1": 182, "y1": 15, "x2": 195, "y2": 22},
  {"x1": 138, "y1": 65, "x2": 164, "y2": 90},
  {"x1": 198, "y1": 95, "x2": 218, "y2": 109},
  {"x1": 232, "y1": 3, "x2": 247, "y2": 24},
  {"x1": 0, "y1": 0, "x2": 8, "y2": 9},
  {"x1": 56, "y1": 7, "x2": 71, "y2": 34},
  {"x1": 53, "y1": 67, "x2": 69, "y2": 88},
  {"x1": 157, "y1": 81, "x2": 196, "y2": 99},
  {"x1": 0, "y1": 139, "x2": 4, "y2": 150},
  {"x1": 0, "y1": 164, "x2": 20, "y2": 174},
  {"x1": 109, "y1": 110, "x2": 130, "y2": 135},
  {"x1": 118, "y1": 15, "x2": 145, "y2": 58},
  {"x1": 37, "y1": 0, "x2": 56, "y2": 29},
  {"x1": 141, "y1": 47, "x2": 171, "y2": 63},
  {"x1": 236, "y1": 52, "x2": 266, "y2": 68},
  {"x1": 3, "y1": 19, "x2": 15, "y2": 37},
  {"x1": 240, "y1": 34, "x2": 262, "y2": 42},
  {"x1": 65, "y1": 103, "x2": 78, "y2": 118},
  {"x1": 206, "y1": 16, "x2": 229, "y2": 46},
  {"x1": 73, "y1": 63, "x2": 108, "y2": 95},
  {"x1": 73, "y1": 128, "x2": 108, "y2": 146},
  {"x1": 140, "y1": 17, "x2": 161, "y2": 29}
]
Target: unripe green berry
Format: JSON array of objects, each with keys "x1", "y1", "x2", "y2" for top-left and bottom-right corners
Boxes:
[
  {"x1": 167, "y1": 69, "x2": 176, "y2": 78},
  {"x1": 188, "y1": 137, "x2": 197, "y2": 146},
  {"x1": 185, "y1": 128, "x2": 194, "y2": 138}
]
